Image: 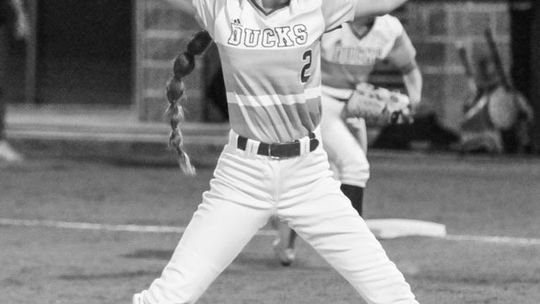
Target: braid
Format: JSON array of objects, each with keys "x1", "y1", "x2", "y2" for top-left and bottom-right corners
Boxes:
[{"x1": 165, "y1": 30, "x2": 212, "y2": 175}]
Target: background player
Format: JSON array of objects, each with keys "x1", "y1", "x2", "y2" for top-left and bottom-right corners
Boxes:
[
  {"x1": 0, "y1": 0, "x2": 28, "y2": 162},
  {"x1": 133, "y1": 0, "x2": 420, "y2": 303},
  {"x1": 273, "y1": 13, "x2": 423, "y2": 266}
]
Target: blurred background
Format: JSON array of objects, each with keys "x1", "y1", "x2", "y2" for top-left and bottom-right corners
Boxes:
[{"x1": 2, "y1": 0, "x2": 540, "y2": 161}]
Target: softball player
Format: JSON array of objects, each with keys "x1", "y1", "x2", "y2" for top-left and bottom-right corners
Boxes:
[
  {"x1": 274, "y1": 14, "x2": 423, "y2": 265},
  {"x1": 133, "y1": 1, "x2": 419, "y2": 303}
]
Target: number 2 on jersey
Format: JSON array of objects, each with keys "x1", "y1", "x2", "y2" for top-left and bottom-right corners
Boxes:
[{"x1": 301, "y1": 50, "x2": 312, "y2": 83}]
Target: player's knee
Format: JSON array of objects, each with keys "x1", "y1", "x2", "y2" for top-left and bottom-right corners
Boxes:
[
  {"x1": 337, "y1": 157, "x2": 369, "y2": 175},
  {"x1": 337, "y1": 160, "x2": 370, "y2": 187}
]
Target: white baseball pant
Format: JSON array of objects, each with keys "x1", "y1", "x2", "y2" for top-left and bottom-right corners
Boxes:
[
  {"x1": 321, "y1": 85, "x2": 370, "y2": 188},
  {"x1": 133, "y1": 129, "x2": 417, "y2": 304}
]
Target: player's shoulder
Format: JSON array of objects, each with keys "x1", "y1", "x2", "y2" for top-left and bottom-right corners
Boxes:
[{"x1": 373, "y1": 14, "x2": 404, "y2": 38}]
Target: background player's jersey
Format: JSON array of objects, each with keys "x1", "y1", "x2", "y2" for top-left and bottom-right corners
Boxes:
[
  {"x1": 321, "y1": 14, "x2": 416, "y2": 91},
  {"x1": 192, "y1": 0, "x2": 357, "y2": 143}
]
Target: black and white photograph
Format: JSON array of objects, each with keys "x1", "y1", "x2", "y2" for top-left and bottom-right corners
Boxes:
[{"x1": 1, "y1": 0, "x2": 539, "y2": 303}]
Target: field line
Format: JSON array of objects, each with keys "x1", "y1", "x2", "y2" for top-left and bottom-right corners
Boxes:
[
  {"x1": 1, "y1": 218, "x2": 540, "y2": 246},
  {"x1": 444, "y1": 234, "x2": 540, "y2": 246},
  {"x1": 0, "y1": 218, "x2": 275, "y2": 236}
]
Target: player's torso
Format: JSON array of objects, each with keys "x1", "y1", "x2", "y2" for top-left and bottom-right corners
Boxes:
[
  {"x1": 321, "y1": 15, "x2": 400, "y2": 90},
  {"x1": 210, "y1": 0, "x2": 326, "y2": 143}
]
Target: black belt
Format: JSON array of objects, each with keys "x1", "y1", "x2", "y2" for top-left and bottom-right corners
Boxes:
[{"x1": 236, "y1": 133, "x2": 319, "y2": 159}]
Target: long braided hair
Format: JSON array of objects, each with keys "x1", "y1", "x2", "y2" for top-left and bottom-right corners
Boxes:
[{"x1": 165, "y1": 30, "x2": 212, "y2": 175}]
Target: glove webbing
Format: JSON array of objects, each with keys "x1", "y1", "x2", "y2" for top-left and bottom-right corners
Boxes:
[{"x1": 165, "y1": 30, "x2": 212, "y2": 175}]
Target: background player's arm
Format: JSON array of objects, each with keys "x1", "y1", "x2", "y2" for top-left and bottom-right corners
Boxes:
[
  {"x1": 386, "y1": 30, "x2": 423, "y2": 110},
  {"x1": 8, "y1": 0, "x2": 29, "y2": 39},
  {"x1": 402, "y1": 64, "x2": 422, "y2": 107},
  {"x1": 353, "y1": 0, "x2": 409, "y2": 18}
]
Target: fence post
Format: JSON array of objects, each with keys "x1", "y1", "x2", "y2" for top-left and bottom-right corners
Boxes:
[{"x1": 530, "y1": 0, "x2": 540, "y2": 152}]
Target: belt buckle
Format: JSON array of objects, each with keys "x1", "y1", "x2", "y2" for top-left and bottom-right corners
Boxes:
[{"x1": 267, "y1": 143, "x2": 280, "y2": 160}]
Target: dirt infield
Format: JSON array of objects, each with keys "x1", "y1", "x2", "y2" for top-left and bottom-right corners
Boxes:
[{"x1": 1, "y1": 153, "x2": 539, "y2": 304}]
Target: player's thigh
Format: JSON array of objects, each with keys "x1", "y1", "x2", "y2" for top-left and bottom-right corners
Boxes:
[
  {"x1": 282, "y1": 176, "x2": 374, "y2": 252},
  {"x1": 178, "y1": 192, "x2": 271, "y2": 270},
  {"x1": 177, "y1": 149, "x2": 274, "y2": 270},
  {"x1": 346, "y1": 117, "x2": 368, "y2": 152},
  {"x1": 321, "y1": 106, "x2": 368, "y2": 173}
]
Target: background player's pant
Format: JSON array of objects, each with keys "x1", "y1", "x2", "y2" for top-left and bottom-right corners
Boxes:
[
  {"x1": 135, "y1": 131, "x2": 418, "y2": 304},
  {"x1": 321, "y1": 87, "x2": 370, "y2": 188},
  {"x1": 0, "y1": 27, "x2": 8, "y2": 139}
]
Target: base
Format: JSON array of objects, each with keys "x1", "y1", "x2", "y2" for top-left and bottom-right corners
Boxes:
[{"x1": 365, "y1": 218, "x2": 447, "y2": 239}]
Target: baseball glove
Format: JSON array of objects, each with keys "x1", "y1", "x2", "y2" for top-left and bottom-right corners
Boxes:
[{"x1": 343, "y1": 83, "x2": 412, "y2": 125}]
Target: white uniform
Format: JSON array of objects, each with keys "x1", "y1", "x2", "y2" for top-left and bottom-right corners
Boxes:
[
  {"x1": 133, "y1": 2, "x2": 418, "y2": 304},
  {"x1": 320, "y1": 15, "x2": 417, "y2": 188}
]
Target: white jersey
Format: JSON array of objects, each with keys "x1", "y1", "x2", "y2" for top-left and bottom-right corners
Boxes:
[
  {"x1": 192, "y1": 0, "x2": 357, "y2": 143},
  {"x1": 321, "y1": 14, "x2": 416, "y2": 91},
  {"x1": 135, "y1": 5, "x2": 421, "y2": 304}
]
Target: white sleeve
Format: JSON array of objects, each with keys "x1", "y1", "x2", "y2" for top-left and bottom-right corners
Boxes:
[
  {"x1": 379, "y1": 15, "x2": 405, "y2": 58},
  {"x1": 321, "y1": 0, "x2": 357, "y2": 32}
]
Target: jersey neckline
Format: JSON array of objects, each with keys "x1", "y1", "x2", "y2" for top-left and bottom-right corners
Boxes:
[
  {"x1": 349, "y1": 17, "x2": 379, "y2": 41},
  {"x1": 247, "y1": 0, "x2": 291, "y2": 16}
]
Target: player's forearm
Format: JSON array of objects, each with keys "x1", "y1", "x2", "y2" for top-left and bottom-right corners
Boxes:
[
  {"x1": 402, "y1": 67, "x2": 422, "y2": 106},
  {"x1": 8, "y1": 0, "x2": 29, "y2": 40},
  {"x1": 162, "y1": 0, "x2": 197, "y2": 15},
  {"x1": 9, "y1": 0, "x2": 26, "y2": 20},
  {"x1": 353, "y1": 0, "x2": 409, "y2": 18},
  {"x1": 9, "y1": 0, "x2": 24, "y2": 13}
]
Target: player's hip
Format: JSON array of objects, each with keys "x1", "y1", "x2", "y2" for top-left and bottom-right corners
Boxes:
[
  {"x1": 222, "y1": 127, "x2": 325, "y2": 162},
  {"x1": 211, "y1": 128, "x2": 334, "y2": 194}
]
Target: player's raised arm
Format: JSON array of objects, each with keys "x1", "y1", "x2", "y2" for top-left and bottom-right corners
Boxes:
[{"x1": 353, "y1": 0, "x2": 409, "y2": 18}]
